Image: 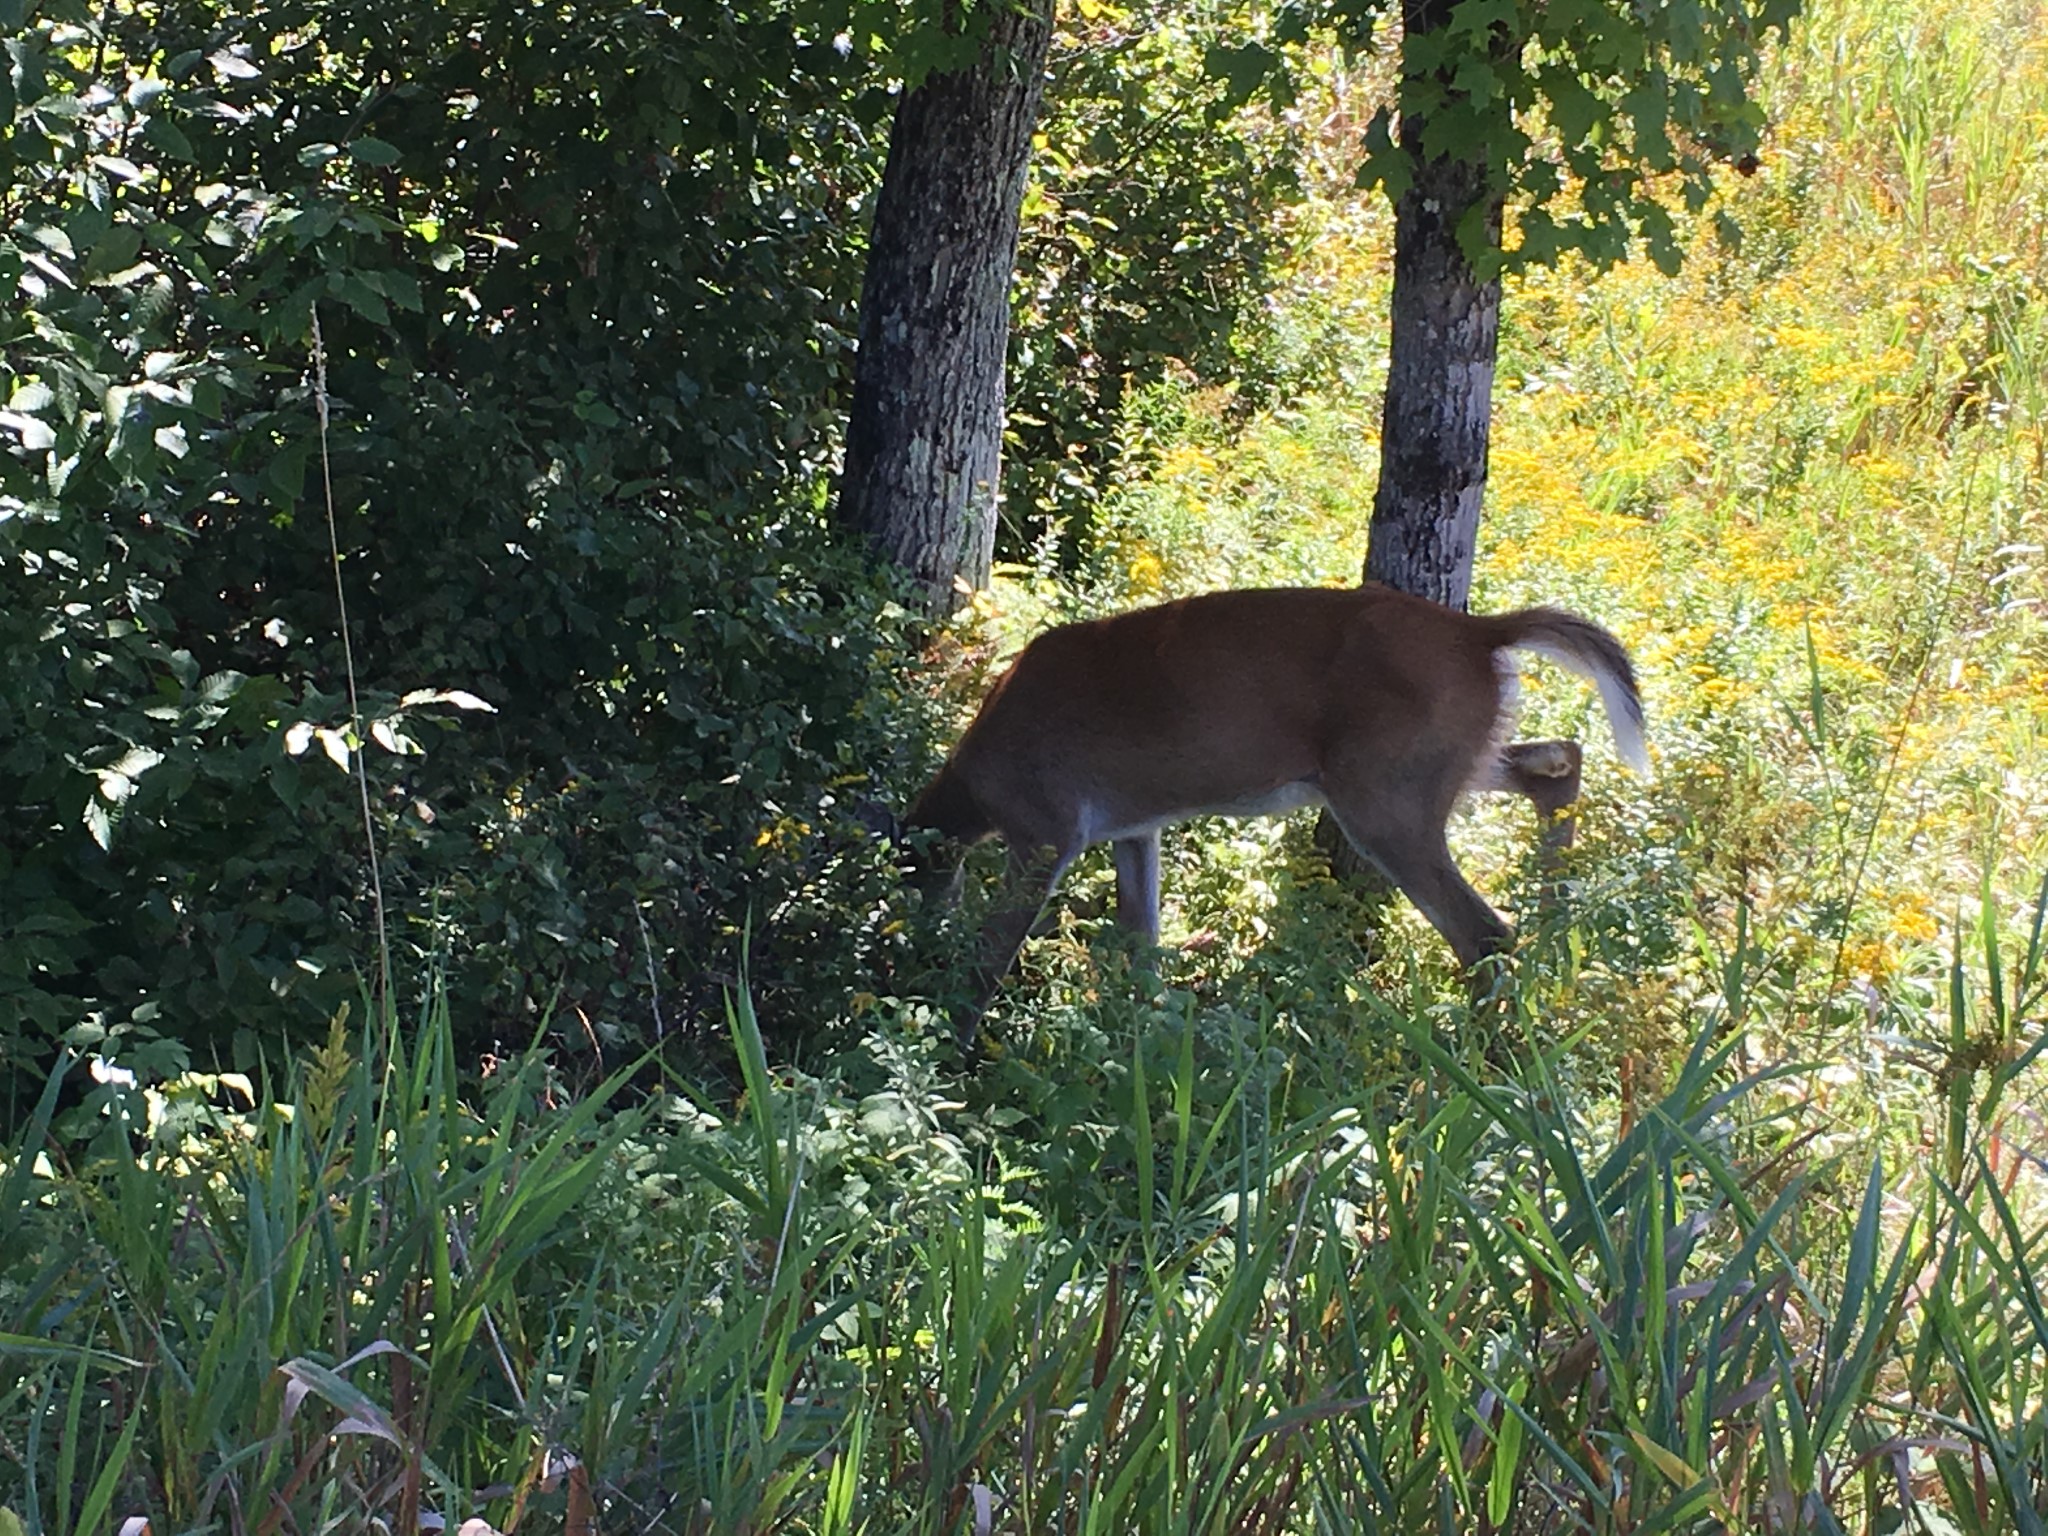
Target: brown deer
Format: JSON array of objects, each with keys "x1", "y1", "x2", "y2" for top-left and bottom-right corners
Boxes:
[{"x1": 900, "y1": 584, "x2": 1647, "y2": 1029}]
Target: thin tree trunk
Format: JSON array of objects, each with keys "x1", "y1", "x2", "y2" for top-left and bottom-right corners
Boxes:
[
  {"x1": 1326, "y1": 0, "x2": 1505, "y2": 880},
  {"x1": 838, "y1": 2, "x2": 1053, "y2": 615},
  {"x1": 1363, "y1": 103, "x2": 1503, "y2": 608}
]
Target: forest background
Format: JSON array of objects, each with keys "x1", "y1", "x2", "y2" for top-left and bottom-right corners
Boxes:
[{"x1": 2, "y1": 0, "x2": 2047, "y2": 1528}]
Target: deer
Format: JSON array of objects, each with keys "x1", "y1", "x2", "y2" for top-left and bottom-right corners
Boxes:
[{"x1": 894, "y1": 584, "x2": 1648, "y2": 1033}]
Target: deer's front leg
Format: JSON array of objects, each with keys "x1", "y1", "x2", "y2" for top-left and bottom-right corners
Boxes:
[{"x1": 959, "y1": 843, "x2": 1072, "y2": 1047}]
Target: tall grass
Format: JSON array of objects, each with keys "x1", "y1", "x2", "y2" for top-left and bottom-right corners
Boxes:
[
  {"x1": 0, "y1": 1004, "x2": 643, "y2": 1531},
  {"x1": 4, "y1": 901, "x2": 2045, "y2": 1530}
]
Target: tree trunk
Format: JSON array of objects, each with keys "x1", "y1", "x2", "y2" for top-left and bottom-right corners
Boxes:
[
  {"x1": 1364, "y1": 121, "x2": 1503, "y2": 608},
  {"x1": 838, "y1": 3, "x2": 1053, "y2": 615}
]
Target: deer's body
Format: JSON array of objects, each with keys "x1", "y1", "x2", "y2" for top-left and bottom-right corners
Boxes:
[{"x1": 907, "y1": 585, "x2": 1646, "y2": 1016}]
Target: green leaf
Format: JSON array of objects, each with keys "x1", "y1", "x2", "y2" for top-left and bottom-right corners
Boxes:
[
  {"x1": 1449, "y1": 0, "x2": 1517, "y2": 42},
  {"x1": 24, "y1": 225, "x2": 75, "y2": 260},
  {"x1": 328, "y1": 270, "x2": 390, "y2": 324},
  {"x1": 84, "y1": 799, "x2": 113, "y2": 852},
  {"x1": 278, "y1": 1353, "x2": 408, "y2": 1447},
  {"x1": 68, "y1": 1402, "x2": 142, "y2": 1536},
  {"x1": 1355, "y1": 107, "x2": 1413, "y2": 203},
  {"x1": 80, "y1": 224, "x2": 144, "y2": 281},
  {"x1": 207, "y1": 49, "x2": 261, "y2": 82},
  {"x1": 1544, "y1": 67, "x2": 1604, "y2": 147},
  {"x1": 1203, "y1": 41, "x2": 1281, "y2": 109},
  {"x1": 89, "y1": 155, "x2": 145, "y2": 185},
  {"x1": 380, "y1": 268, "x2": 424, "y2": 311},
  {"x1": 0, "y1": 412, "x2": 55, "y2": 452},
  {"x1": 266, "y1": 441, "x2": 311, "y2": 506},
  {"x1": 1486, "y1": 1388, "x2": 1526, "y2": 1524},
  {"x1": 346, "y1": 136, "x2": 402, "y2": 166},
  {"x1": 1641, "y1": 201, "x2": 1681, "y2": 275},
  {"x1": 1449, "y1": 56, "x2": 1500, "y2": 104},
  {"x1": 1419, "y1": 97, "x2": 1500, "y2": 164},
  {"x1": 1623, "y1": 75, "x2": 1674, "y2": 164}
]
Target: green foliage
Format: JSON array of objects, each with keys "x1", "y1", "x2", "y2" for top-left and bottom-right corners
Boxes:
[
  {"x1": 0, "y1": 0, "x2": 1341, "y2": 1067},
  {"x1": 1005, "y1": 0, "x2": 1306, "y2": 554},
  {"x1": 0, "y1": 1001, "x2": 644, "y2": 1529},
  {"x1": 8, "y1": 914, "x2": 2047, "y2": 1530},
  {"x1": 1334, "y1": 0, "x2": 1805, "y2": 274},
  {"x1": 0, "y1": 0, "x2": 927, "y2": 1062},
  {"x1": 5, "y1": 0, "x2": 2048, "y2": 1525}
]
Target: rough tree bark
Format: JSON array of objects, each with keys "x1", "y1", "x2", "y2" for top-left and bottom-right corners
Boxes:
[
  {"x1": 837, "y1": 1, "x2": 1054, "y2": 615},
  {"x1": 1364, "y1": 146, "x2": 1503, "y2": 609},
  {"x1": 1324, "y1": 0, "x2": 1514, "y2": 883}
]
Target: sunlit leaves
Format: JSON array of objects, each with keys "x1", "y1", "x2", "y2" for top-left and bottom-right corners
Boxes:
[
  {"x1": 1204, "y1": 39, "x2": 1288, "y2": 111},
  {"x1": 1006, "y1": 0, "x2": 1305, "y2": 551},
  {"x1": 1333, "y1": 0, "x2": 1804, "y2": 274}
]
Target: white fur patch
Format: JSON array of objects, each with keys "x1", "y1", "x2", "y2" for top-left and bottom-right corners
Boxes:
[
  {"x1": 1510, "y1": 640, "x2": 1650, "y2": 775},
  {"x1": 1464, "y1": 652, "x2": 1524, "y2": 797}
]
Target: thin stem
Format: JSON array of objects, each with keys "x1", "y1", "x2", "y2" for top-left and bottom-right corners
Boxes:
[{"x1": 311, "y1": 308, "x2": 393, "y2": 1012}]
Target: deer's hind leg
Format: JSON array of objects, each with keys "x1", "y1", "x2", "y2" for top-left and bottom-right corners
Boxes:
[
  {"x1": 1320, "y1": 729, "x2": 1513, "y2": 975},
  {"x1": 1327, "y1": 810, "x2": 1511, "y2": 971}
]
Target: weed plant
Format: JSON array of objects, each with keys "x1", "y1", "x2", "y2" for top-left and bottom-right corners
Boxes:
[{"x1": 3, "y1": 917, "x2": 2043, "y2": 1531}]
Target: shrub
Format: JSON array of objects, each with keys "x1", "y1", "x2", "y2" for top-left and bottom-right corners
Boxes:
[{"x1": 0, "y1": 0, "x2": 921, "y2": 1066}]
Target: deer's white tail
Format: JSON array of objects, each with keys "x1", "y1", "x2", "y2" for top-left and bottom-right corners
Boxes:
[{"x1": 1494, "y1": 608, "x2": 1651, "y2": 775}]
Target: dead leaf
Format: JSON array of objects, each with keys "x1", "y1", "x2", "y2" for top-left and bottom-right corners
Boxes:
[{"x1": 564, "y1": 1459, "x2": 596, "y2": 1536}]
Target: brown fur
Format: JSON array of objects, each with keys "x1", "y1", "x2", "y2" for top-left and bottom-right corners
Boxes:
[{"x1": 907, "y1": 585, "x2": 1646, "y2": 1020}]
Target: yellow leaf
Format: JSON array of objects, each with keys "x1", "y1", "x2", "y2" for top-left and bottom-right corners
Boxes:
[{"x1": 1627, "y1": 1430, "x2": 1699, "y2": 1487}]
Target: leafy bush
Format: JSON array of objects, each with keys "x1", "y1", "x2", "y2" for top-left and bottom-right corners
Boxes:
[
  {"x1": 1005, "y1": 0, "x2": 1306, "y2": 558},
  {"x1": 1, "y1": 0, "x2": 927, "y2": 1065}
]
